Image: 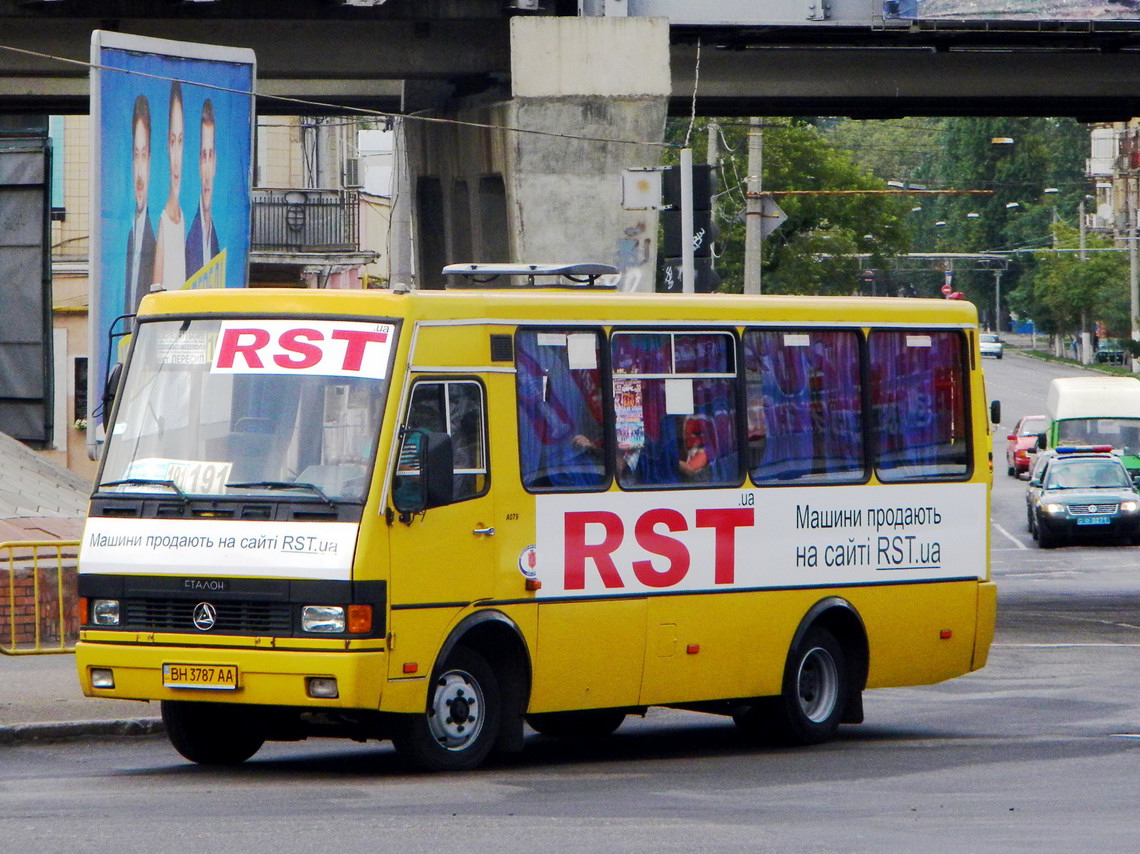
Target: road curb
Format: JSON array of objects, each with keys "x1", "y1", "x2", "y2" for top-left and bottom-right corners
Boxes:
[{"x1": 0, "y1": 717, "x2": 164, "y2": 745}]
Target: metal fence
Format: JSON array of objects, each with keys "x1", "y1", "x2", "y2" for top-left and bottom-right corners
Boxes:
[
  {"x1": 251, "y1": 189, "x2": 360, "y2": 252},
  {"x1": 0, "y1": 540, "x2": 81, "y2": 655}
]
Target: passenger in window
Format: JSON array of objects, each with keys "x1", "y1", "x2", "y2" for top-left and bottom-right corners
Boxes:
[{"x1": 679, "y1": 416, "x2": 711, "y2": 482}]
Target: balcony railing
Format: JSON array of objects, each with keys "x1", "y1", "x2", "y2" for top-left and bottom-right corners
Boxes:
[{"x1": 251, "y1": 189, "x2": 360, "y2": 253}]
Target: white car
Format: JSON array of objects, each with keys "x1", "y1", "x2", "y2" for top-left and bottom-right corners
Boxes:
[{"x1": 980, "y1": 333, "x2": 1004, "y2": 359}]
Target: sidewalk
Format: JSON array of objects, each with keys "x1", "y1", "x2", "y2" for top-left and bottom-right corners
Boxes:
[{"x1": 0, "y1": 648, "x2": 162, "y2": 744}]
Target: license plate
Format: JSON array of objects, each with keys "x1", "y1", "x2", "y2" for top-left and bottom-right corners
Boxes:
[
  {"x1": 1076, "y1": 516, "x2": 1111, "y2": 526},
  {"x1": 163, "y1": 663, "x2": 238, "y2": 690}
]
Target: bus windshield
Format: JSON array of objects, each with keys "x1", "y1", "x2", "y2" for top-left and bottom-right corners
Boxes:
[{"x1": 98, "y1": 317, "x2": 395, "y2": 503}]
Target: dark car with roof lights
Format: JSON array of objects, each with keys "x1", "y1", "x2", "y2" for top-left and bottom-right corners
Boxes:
[{"x1": 1026, "y1": 447, "x2": 1140, "y2": 548}]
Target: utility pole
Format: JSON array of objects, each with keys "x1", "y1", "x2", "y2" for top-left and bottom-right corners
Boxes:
[
  {"x1": 1079, "y1": 196, "x2": 1088, "y2": 262},
  {"x1": 993, "y1": 269, "x2": 1002, "y2": 333},
  {"x1": 390, "y1": 117, "x2": 415, "y2": 289},
  {"x1": 680, "y1": 147, "x2": 695, "y2": 294},
  {"x1": 1079, "y1": 195, "x2": 1091, "y2": 364},
  {"x1": 744, "y1": 118, "x2": 763, "y2": 295},
  {"x1": 1131, "y1": 178, "x2": 1139, "y2": 372},
  {"x1": 707, "y1": 120, "x2": 718, "y2": 278}
]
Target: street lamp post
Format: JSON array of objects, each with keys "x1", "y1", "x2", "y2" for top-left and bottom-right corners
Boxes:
[{"x1": 993, "y1": 269, "x2": 1002, "y2": 333}]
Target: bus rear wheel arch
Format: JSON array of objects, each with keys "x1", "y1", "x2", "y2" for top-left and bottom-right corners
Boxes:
[{"x1": 734, "y1": 603, "x2": 867, "y2": 746}]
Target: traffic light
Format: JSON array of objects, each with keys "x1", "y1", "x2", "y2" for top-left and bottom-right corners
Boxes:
[
  {"x1": 660, "y1": 256, "x2": 722, "y2": 294},
  {"x1": 658, "y1": 163, "x2": 720, "y2": 292}
]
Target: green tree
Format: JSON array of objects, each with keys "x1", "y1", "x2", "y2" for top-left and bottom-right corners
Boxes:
[
  {"x1": 1020, "y1": 223, "x2": 1131, "y2": 339},
  {"x1": 663, "y1": 118, "x2": 910, "y2": 294}
]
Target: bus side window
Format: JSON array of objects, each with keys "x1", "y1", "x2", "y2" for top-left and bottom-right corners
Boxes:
[
  {"x1": 515, "y1": 329, "x2": 607, "y2": 491},
  {"x1": 610, "y1": 330, "x2": 740, "y2": 489},
  {"x1": 744, "y1": 329, "x2": 865, "y2": 485},
  {"x1": 401, "y1": 380, "x2": 488, "y2": 502},
  {"x1": 869, "y1": 330, "x2": 969, "y2": 481}
]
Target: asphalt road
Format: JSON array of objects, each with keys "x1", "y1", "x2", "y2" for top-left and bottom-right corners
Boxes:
[{"x1": 2, "y1": 350, "x2": 1138, "y2": 854}]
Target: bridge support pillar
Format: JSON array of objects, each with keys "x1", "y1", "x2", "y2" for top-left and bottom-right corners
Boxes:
[{"x1": 400, "y1": 16, "x2": 669, "y2": 291}]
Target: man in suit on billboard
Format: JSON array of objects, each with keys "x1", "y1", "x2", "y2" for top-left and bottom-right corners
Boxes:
[
  {"x1": 186, "y1": 98, "x2": 220, "y2": 278},
  {"x1": 126, "y1": 94, "x2": 156, "y2": 312}
]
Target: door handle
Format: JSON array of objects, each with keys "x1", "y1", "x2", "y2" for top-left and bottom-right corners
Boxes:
[{"x1": 473, "y1": 526, "x2": 496, "y2": 536}]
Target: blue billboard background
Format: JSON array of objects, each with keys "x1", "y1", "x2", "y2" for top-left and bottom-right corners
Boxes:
[{"x1": 92, "y1": 37, "x2": 253, "y2": 446}]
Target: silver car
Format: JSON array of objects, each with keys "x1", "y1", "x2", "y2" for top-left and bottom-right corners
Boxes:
[{"x1": 980, "y1": 333, "x2": 1003, "y2": 359}]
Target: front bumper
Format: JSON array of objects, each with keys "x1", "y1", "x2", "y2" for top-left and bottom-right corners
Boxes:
[
  {"x1": 76, "y1": 637, "x2": 387, "y2": 710},
  {"x1": 1038, "y1": 515, "x2": 1140, "y2": 539}
]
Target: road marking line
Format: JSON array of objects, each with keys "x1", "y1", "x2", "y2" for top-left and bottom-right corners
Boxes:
[{"x1": 992, "y1": 521, "x2": 1028, "y2": 550}]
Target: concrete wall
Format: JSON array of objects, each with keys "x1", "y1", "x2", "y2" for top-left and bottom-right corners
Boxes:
[{"x1": 404, "y1": 16, "x2": 670, "y2": 291}]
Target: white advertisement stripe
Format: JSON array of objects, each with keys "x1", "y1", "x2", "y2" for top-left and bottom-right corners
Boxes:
[{"x1": 80, "y1": 518, "x2": 358, "y2": 581}]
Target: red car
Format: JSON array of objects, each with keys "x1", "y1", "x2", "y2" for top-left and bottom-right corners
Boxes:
[{"x1": 1006, "y1": 414, "x2": 1047, "y2": 476}]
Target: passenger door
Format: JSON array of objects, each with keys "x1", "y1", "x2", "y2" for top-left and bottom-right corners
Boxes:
[{"x1": 386, "y1": 377, "x2": 497, "y2": 679}]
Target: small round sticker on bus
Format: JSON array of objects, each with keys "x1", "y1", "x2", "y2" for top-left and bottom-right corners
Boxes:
[{"x1": 518, "y1": 545, "x2": 537, "y2": 579}]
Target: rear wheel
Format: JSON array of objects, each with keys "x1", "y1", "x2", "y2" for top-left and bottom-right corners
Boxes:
[
  {"x1": 161, "y1": 701, "x2": 265, "y2": 765},
  {"x1": 527, "y1": 709, "x2": 626, "y2": 739},
  {"x1": 735, "y1": 626, "x2": 848, "y2": 746},
  {"x1": 392, "y1": 646, "x2": 500, "y2": 772}
]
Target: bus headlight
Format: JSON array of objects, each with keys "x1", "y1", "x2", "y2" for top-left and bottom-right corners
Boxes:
[
  {"x1": 301, "y1": 605, "x2": 345, "y2": 633},
  {"x1": 92, "y1": 599, "x2": 121, "y2": 626},
  {"x1": 300, "y1": 605, "x2": 373, "y2": 633}
]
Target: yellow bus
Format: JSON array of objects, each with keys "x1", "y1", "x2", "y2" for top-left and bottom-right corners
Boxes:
[{"x1": 76, "y1": 264, "x2": 997, "y2": 771}]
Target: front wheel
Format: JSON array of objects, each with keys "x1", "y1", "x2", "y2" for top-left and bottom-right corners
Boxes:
[
  {"x1": 161, "y1": 701, "x2": 265, "y2": 765},
  {"x1": 392, "y1": 646, "x2": 501, "y2": 772}
]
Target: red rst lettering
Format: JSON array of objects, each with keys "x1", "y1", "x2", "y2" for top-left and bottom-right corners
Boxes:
[
  {"x1": 332, "y1": 329, "x2": 389, "y2": 372},
  {"x1": 695, "y1": 507, "x2": 754, "y2": 584},
  {"x1": 274, "y1": 328, "x2": 324, "y2": 369},
  {"x1": 216, "y1": 328, "x2": 270, "y2": 369},
  {"x1": 632, "y1": 508, "x2": 690, "y2": 587},
  {"x1": 564, "y1": 511, "x2": 625, "y2": 590}
]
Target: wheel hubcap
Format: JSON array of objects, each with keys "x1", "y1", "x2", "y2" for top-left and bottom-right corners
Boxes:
[
  {"x1": 797, "y1": 646, "x2": 840, "y2": 723},
  {"x1": 427, "y1": 668, "x2": 484, "y2": 751}
]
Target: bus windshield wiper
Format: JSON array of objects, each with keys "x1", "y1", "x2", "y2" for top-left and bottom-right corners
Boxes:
[
  {"x1": 100, "y1": 478, "x2": 189, "y2": 504},
  {"x1": 226, "y1": 480, "x2": 336, "y2": 507}
]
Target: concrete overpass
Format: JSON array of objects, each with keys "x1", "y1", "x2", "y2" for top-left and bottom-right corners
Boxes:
[
  {"x1": 3, "y1": 1, "x2": 1139, "y2": 291},
  {"x1": 4, "y1": 1, "x2": 1140, "y2": 119}
]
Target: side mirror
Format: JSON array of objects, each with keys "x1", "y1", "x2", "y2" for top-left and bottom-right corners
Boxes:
[
  {"x1": 101, "y1": 362, "x2": 124, "y2": 430},
  {"x1": 1036, "y1": 432, "x2": 1047, "y2": 451},
  {"x1": 1006, "y1": 434, "x2": 1016, "y2": 441},
  {"x1": 393, "y1": 429, "x2": 454, "y2": 517},
  {"x1": 990, "y1": 400, "x2": 1001, "y2": 425}
]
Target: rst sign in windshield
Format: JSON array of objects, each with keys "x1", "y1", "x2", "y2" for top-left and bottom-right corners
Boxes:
[{"x1": 210, "y1": 320, "x2": 394, "y2": 380}]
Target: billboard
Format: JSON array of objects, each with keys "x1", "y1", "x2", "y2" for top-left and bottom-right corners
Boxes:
[
  {"x1": 624, "y1": 0, "x2": 1140, "y2": 25},
  {"x1": 90, "y1": 31, "x2": 255, "y2": 455},
  {"x1": 884, "y1": 0, "x2": 1140, "y2": 20}
]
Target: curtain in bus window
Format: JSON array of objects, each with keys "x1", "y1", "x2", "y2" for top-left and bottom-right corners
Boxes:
[
  {"x1": 515, "y1": 330, "x2": 606, "y2": 490},
  {"x1": 744, "y1": 330, "x2": 864, "y2": 484},
  {"x1": 610, "y1": 331, "x2": 739, "y2": 488},
  {"x1": 869, "y1": 330, "x2": 968, "y2": 481}
]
